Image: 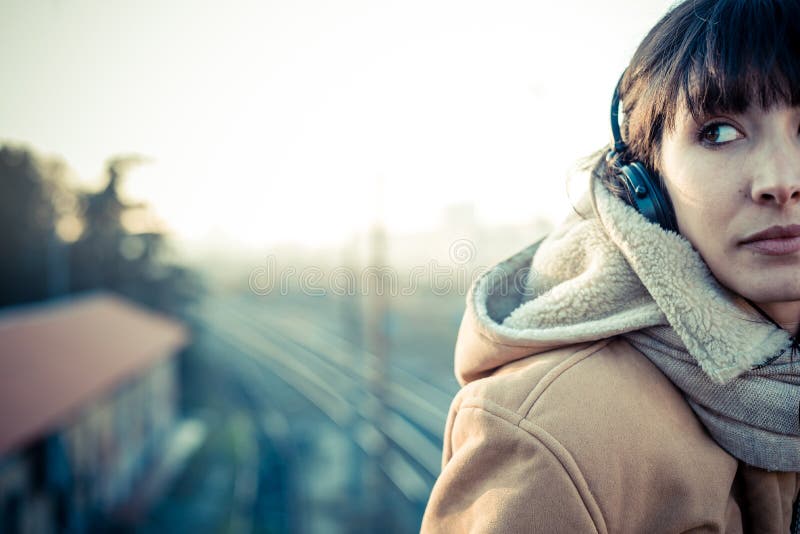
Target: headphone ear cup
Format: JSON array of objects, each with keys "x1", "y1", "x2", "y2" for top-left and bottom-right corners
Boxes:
[{"x1": 617, "y1": 161, "x2": 678, "y2": 233}]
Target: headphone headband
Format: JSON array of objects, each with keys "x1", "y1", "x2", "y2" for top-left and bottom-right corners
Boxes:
[{"x1": 610, "y1": 73, "x2": 626, "y2": 153}]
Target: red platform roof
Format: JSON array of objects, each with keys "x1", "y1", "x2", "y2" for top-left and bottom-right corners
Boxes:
[{"x1": 0, "y1": 292, "x2": 189, "y2": 456}]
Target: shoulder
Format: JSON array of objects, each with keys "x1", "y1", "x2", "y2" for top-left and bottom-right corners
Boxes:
[
  {"x1": 424, "y1": 341, "x2": 615, "y2": 533},
  {"x1": 452, "y1": 337, "x2": 678, "y2": 421},
  {"x1": 452, "y1": 336, "x2": 733, "y2": 470},
  {"x1": 453, "y1": 337, "x2": 699, "y2": 438},
  {"x1": 433, "y1": 337, "x2": 739, "y2": 533}
]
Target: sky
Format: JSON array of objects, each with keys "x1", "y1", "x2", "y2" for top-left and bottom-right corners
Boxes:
[{"x1": 1, "y1": 0, "x2": 676, "y2": 250}]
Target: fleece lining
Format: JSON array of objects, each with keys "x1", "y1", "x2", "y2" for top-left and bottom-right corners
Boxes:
[{"x1": 495, "y1": 178, "x2": 791, "y2": 384}]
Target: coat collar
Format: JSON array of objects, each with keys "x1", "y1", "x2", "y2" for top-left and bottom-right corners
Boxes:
[{"x1": 455, "y1": 178, "x2": 791, "y2": 385}]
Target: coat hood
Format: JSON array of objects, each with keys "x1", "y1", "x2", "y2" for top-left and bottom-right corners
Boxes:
[{"x1": 454, "y1": 179, "x2": 792, "y2": 386}]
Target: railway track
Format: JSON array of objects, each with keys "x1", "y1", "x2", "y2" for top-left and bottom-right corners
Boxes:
[{"x1": 188, "y1": 295, "x2": 454, "y2": 511}]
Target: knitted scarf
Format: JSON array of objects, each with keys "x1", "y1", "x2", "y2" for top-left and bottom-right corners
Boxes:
[{"x1": 501, "y1": 178, "x2": 799, "y2": 471}]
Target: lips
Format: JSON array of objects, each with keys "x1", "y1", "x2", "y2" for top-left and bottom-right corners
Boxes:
[{"x1": 740, "y1": 225, "x2": 800, "y2": 255}]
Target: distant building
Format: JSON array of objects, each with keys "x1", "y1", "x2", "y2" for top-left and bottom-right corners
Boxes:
[{"x1": 0, "y1": 292, "x2": 190, "y2": 533}]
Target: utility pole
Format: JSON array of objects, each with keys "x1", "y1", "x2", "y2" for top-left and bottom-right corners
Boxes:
[{"x1": 362, "y1": 175, "x2": 391, "y2": 527}]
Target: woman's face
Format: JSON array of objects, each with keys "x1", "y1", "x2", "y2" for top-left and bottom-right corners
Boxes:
[{"x1": 659, "y1": 103, "x2": 800, "y2": 326}]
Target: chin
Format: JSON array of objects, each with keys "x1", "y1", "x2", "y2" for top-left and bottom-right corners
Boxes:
[
  {"x1": 727, "y1": 278, "x2": 800, "y2": 308},
  {"x1": 708, "y1": 252, "x2": 800, "y2": 307}
]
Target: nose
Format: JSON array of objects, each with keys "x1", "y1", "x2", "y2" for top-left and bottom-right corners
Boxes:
[{"x1": 750, "y1": 136, "x2": 800, "y2": 206}]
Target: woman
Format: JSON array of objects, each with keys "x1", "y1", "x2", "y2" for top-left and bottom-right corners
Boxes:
[{"x1": 421, "y1": 0, "x2": 800, "y2": 532}]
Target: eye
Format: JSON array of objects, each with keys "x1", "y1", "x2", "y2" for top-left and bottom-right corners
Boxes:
[{"x1": 698, "y1": 122, "x2": 743, "y2": 145}]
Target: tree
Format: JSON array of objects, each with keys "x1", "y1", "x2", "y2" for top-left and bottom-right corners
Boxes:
[
  {"x1": 69, "y1": 155, "x2": 202, "y2": 313},
  {"x1": 0, "y1": 145, "x2": 202, "y2": 314},
  {"x1": 0, "y1": 145, "x2": 61, "y2": 306}
]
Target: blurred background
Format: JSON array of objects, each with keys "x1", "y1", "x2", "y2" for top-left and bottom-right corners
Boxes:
[{"x1": 1, "y1": 1, "x2": 673, "y2": 532}]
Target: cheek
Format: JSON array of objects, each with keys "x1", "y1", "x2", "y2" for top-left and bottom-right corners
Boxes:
[
  {"x1": 663, "y1": 174, "x2": 708, "y2": 230},
  {"x1": 662, "y1": 169, "x2": 738, "y2": 255},
  {"x1": 675, "y1": 206, "x2": 723, "y2": 255},
  {"x1": 662, "y1": 155, "x2": 742, "y2": 226}
]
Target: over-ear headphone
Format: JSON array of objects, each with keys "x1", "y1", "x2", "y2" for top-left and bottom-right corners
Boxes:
[{"x1": 607, "y1": 75, "x2": 678, "y2": 233}]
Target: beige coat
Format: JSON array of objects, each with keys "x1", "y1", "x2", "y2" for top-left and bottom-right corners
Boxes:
[
  {"x1": 421, "y1": 333, "x2": 800, "y2": 532},
  {"x1": 421, "y1": 181, "x2": 800, "y2": 532}
]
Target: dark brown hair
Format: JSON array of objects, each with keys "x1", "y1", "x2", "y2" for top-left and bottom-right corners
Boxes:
[{"x1": 595, "y1": 0, "x2": 800, "y2": 198}]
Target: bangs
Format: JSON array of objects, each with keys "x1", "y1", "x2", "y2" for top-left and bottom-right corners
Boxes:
[
  {"x1": 628, "y1": 0, "x2": 800, "y2": 138},
  {"x1": 682, "y1": 0, "x2": 800, "y2": 122}
]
